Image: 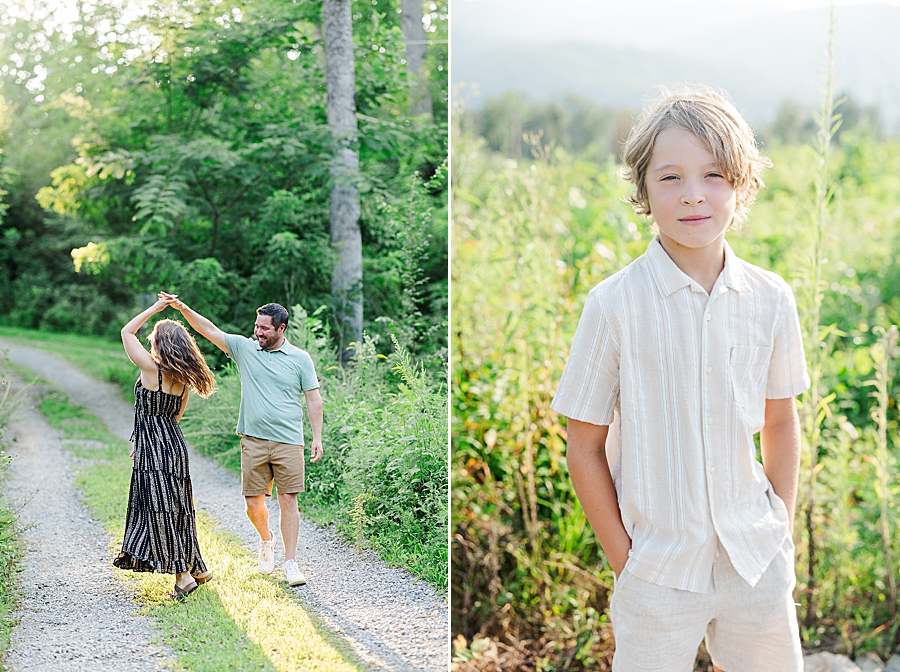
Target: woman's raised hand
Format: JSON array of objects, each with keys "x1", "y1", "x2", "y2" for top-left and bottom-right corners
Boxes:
[
  {"x1": 151, "y1": 296, "x2": 170, "y2": 313},
  {"x1": 158, "y1": 291, "x2": 185, "y2": 311}
]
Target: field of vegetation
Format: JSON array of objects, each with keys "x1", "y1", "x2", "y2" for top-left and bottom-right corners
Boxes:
[{"x1": 451, "y1": 79, "x2": 900, "y2": 668}]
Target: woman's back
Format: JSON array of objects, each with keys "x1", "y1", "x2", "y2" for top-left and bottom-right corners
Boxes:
[
  {"x1": 135, "y1": 368, "x2": 185, "y2": 419},
  {"x1": 138, "y1": 367, "x2": 186, "y2": 397}
]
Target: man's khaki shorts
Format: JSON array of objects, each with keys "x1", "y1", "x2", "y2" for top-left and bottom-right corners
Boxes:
[{"x1": 239, "y1": 435, "x2": 305, "y2": 496}]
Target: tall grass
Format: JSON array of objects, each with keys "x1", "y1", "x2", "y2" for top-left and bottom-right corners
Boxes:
[
  {"x1": 0, "y1": 352, "x2": 26, "y2": 656},
  {"x1": 867, "y1": 326, "x2": 899, "y2": 618},
  {"x1": 452, "y1": 122, "x2": 645, "y2": 667},
  {"x1": 795, "y1": 3, "x2": 842, "y2": 628}
]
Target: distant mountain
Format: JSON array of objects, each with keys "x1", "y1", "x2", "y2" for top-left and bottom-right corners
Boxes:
[{"x1": 452, "y1": 2, "x2": 900, "y2": 134}]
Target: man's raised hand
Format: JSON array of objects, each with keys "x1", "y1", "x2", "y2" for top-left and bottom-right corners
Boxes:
[{"x1": 158, "y1": 291, "x2": 185, "y2": 310}]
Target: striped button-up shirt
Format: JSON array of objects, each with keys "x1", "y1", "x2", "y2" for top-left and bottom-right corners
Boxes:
[{"x1": 551, "y1": 236, "x2": 810, "y2": 592}]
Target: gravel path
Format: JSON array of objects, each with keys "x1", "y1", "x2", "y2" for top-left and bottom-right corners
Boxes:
[
  {"x1": 3, "y1": 389, "x2": 172, "y2": 671},
  {"x1": 2, "y1": 341, "x2": 449, "y2": 671}
]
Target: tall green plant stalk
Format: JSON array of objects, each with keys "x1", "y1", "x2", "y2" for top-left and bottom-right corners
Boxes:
[
  {"x1": 351, "y1": 492, "x2": 374, "y2": 556},
  {"x1": 800, "y1": 2, "x2": 843, "y2": 628},
  {"x1": 867, "y1": 325, "x2": 899, "y2": 617}
]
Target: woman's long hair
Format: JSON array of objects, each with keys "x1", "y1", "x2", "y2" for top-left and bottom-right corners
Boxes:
[{"x1": 148, "y1": 319, "x2": 216, "y2": 398}]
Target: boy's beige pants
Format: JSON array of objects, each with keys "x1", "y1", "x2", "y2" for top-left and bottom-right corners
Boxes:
[{"x1": 609, "y1": 536, "x2": 802, "y2": 672}]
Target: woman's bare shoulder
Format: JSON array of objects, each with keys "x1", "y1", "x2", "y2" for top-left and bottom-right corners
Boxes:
[{"x1": 138, "y1": 366, "x2": 159, "y2": 391}]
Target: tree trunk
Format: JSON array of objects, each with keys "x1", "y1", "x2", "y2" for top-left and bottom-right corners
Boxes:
[
  {"x1": 400, "y1": 0, "x2": 433, "y2": 118},
  {"x1": 324, "y1": 0, "x2": 363, "y2": 361}
]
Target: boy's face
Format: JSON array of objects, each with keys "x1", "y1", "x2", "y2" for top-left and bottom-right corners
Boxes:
[{"x1": 645, "y1": 127, "x2": 736, "y2": 254}]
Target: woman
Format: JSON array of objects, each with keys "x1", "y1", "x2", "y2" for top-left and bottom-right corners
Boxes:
[{"x1": 113, "y1": 295, "x2": 216, "y2": 600}]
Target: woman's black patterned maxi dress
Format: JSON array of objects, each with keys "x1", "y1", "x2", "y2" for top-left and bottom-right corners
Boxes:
[{"x1": 113, "y1": 368, "x2": 207, "y2": 575}]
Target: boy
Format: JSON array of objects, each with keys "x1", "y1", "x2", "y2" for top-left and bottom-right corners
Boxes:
[{"x1": 551, "y1": 86, "x2": 809, "y2": 671}]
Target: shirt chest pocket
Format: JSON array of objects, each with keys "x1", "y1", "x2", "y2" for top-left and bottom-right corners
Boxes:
[
  {"x1": 730, "y1": 345, "x2": 773, "y2": 432},
  {"x1": 261, "y1": 359, "x2": 301, "y2": 396}
]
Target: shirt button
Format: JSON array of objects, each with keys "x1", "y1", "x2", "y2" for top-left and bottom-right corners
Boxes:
[
  {"x1": 707, "y1": 417, "x2": 714, "y2": 424},
  {"x1": 709, "y1": 466, "x2": 716, "y2": 474},
  {"x1": 705, "y1": 313, "x2": 711, "y2": 321},
  {"x1": 706, "y1": 366, "x2": 713, "y2": 374}
]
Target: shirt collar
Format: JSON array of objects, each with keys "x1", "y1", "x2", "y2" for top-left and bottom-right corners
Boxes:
[
  {"x1": 721, "y1": 239, "x2": 751, "y2": 294},
  {"x1": 646, "y1": 235, "x2": 750, "y2": 298}
]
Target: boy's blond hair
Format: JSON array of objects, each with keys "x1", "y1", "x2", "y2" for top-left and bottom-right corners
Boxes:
[{"x1": 621, "y1": 85, "x2": 772, "y2": 227}]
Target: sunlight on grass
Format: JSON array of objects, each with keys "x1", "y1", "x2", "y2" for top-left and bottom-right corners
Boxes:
[
  {"x1": 146, "y1": 514, "x2": 360, "y2": 672},
  {"x1": 119, "y1": 513, "x2": 360, "y2": 672}
]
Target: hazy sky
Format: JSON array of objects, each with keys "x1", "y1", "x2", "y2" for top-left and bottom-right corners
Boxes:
[
  {"x1": 453, "y1": 0, "x2": 900, "y2": 131},
  {"x1": 716, "y1": 0, "x2": 900, "y2": 6},
  {"x1": 454, "y1": 0, "x2": 900, "y2": 48}
]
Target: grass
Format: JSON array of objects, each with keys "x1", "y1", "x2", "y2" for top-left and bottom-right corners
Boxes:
[
  {"x1": 0, "y1": 325, "x2": 137, "y2": 403},
  {"x1": 0, "y1": 501, "x2": 21, "y2": 661},
  {"x1": 0, "y1": 356, "x2": 25, "y2": 661},
  {"x1": 37, "y1": 387, "x2": 364, "y2": 671}
]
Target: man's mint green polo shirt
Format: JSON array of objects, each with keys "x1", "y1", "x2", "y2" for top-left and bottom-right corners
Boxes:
[{"x1": 223, "y1": 333, "x2": 319, "y2": 446}]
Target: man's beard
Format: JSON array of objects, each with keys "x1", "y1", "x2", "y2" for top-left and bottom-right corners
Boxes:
[{"x1": 256, "y1": 334, "x2": 277, "y2": 350}]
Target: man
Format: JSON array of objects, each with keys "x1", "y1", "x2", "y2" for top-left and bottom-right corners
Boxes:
[{"x1": 161, "y1": 292, "x2": 324, "y2": 586}]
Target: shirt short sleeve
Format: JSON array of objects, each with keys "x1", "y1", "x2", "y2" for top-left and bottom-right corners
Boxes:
[
  {"x1": 297, "y1": 350, "x2": 319, "y2": 391},
  {"x1": 551, "y1": 287, "x2": 620, "y2": 425},
  {"x1": 224, "y1": 333, "x2": 251, "y2": 362},
  {"x1": 766, "y1": 283, "x2": 810, "y2": 399}
]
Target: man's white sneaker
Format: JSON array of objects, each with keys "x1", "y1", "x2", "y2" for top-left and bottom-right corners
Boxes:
[
  {"x1": 283, "y1": 559, "x2": 307, "y2": 586},
  {"x1": 258, "y1": 531, "x2": 276, "y2": 574}
]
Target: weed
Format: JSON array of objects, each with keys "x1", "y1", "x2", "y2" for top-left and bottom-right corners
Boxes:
[
  {"x1": 794, "y1": 4, "x2": 843, "y2": 627},
  {"x1": 0, "y1": 352, "x2": 25, "y2": 658},
  {"x1": 351, "y1": 493, "x2": 374, "y2": 555},
  {"x1": 865, "y1": 325, "x2": 899, "y2": 617}
]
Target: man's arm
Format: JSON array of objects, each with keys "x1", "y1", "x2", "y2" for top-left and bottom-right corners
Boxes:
[
  {"x1": 566, "y1": 418, "x2": 632, "y2": 577},
  {"x1": 304, "y1": 388, "x2": 324, "y2": 463},
  {"x1": 760, "y1": 396, "x2": 802, "y2": 533},
  {"x1": 159, "y1": 292, "x2": 229, "y2": 354}
]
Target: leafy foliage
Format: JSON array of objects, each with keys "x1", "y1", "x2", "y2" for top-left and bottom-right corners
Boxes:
[{"x1": 0, "y1": 0, "x2": 447, "y2": 365}]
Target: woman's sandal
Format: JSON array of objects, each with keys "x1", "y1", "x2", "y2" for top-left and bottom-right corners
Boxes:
[
  {"x1": 192, "y1": 571, "x2": 213, "y2": 585},
  {"x1": 169, "y1": 580, "x2": 198, "y2": 602}
]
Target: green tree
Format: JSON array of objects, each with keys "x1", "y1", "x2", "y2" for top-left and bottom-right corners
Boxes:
[{"x1": 0, "y1": 0, "x2": 447, "y2": 364}]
